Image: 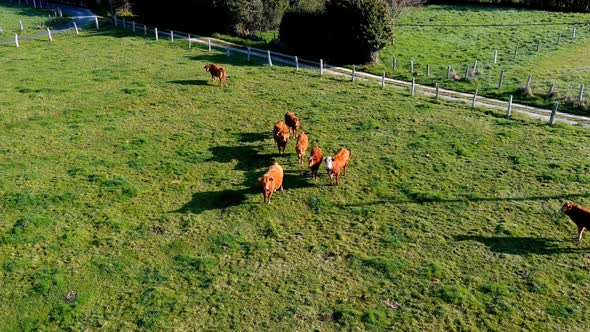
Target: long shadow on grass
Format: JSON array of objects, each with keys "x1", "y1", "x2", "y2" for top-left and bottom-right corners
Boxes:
[
  {"x1": 339, "y1": 192, "x2": 590, "y2": 207},
  {"x1": 167, "y1": 79, "x2": 210, "y2": 86},
  {"x1": 176, "y1": 132, "x2": 313, "y2": 213},
  {"x1": 455, "y1": 235, "x2": 588, "y2": 255}
]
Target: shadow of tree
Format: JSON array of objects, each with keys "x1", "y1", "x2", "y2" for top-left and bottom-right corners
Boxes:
[
  {"x1": 454, "y1": 235, "x2": 587, "y2": 255},
  {"x1": 176, "y1": 188, "x2": 254, "y2": 213}
]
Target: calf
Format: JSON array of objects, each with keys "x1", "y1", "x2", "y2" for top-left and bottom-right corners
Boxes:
[
  {"x1": 273, "y1": 121, "x2": 290, "y2": 155},
  {"x1": 325, "y1": 148, "x2": 351, "y2": 186},
  {"x1": 308, "y1": 146, "x2": 323, "y2": 181},
  {"x1": 204, "y1": 64, "x2": 227, "y2": 86},
  {"x1": 561, "y1": 201, "x2": 590, "y2": 243},
  {"x1": 259, "y1": 162, "x2": 284, "y2": 204},
  {"x1": 284, "y1": 112, "x2": 301, "y2": 137},
  {"x1": 295, "y1": 132, "x2": 308, "y2": 165}
]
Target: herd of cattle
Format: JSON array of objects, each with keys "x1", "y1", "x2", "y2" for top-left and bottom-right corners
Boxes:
[
  {"x1": 203, "y1": 63, "x2": 590, "y2": 242},
  {"x1": 259, "y1": 111, "x2": 352, "y2": 204}
]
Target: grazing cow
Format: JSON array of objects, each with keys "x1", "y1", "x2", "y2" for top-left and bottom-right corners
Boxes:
[
  {"x1": 273, "y1": 121, "x2": 290, "y2": 155},
  {"x1": 284, "y1": 112, "x2": 301, "y2": 137},
  {"x1": 259, "y1": 162, "x2": 284, "y2": 204},
  {"x1": 203, "y1": 64, "x2": 227, "y2": 86},
  {"x1": 561, "y1": 201, "x2": 590, "y2": 243},
  {"x1": 295, "y1": 132, "x2": 308, "y2": 165},
  {"x1": 324, "y1": 148, "x2": 351, "y2": 186},
  {"x1": 308, "y1": 146, "x2": 323, "y2": 181}
]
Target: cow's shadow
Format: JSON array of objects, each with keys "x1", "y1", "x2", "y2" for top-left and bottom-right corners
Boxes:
[
  {"x1": 167, "y1": 79, "x2": 209, "y2": 86},
  {"x1": 454, "y1": 235, "x2": 587, "y2": 256}
]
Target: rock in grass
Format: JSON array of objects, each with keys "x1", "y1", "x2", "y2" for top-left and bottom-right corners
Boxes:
[{"x1": 65, "y1": 291, "x2": 77, "y2": 302}]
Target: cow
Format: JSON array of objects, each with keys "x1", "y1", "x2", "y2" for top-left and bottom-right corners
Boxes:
[
  {"x1": 324, "y1": 148, "x2": 351, "y2": 186},
  {"x1": 308, "y1": 146, "x2": 323, "y2": 181},
  {"x1": 295, "y1": 132, "x2": 308, "y2": 165},
  {"x1": 561, "y1": 201, "x2": 590, "y2": 243},
  {"x1": 284, "y1": 112, "x2": 301, "y2": 137},
  {"x1": 273, "y1": 121, "x2": 290, "y2": 155},
  {"x1": 259, "y1": 162, "x2": 284, "y2": 204},
  {"x1": 203, "y1": 64, "x2": 227, "y2": 86}
]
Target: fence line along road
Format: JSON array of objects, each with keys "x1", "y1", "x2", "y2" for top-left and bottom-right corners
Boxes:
[
  {"x1": 136, "y1": 23, "x2": 589, "y2": 128},
  {"x1": 3, "y1": 1, "x2": 589, "y2": 127}
]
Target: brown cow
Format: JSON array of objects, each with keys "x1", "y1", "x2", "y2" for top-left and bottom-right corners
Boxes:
[
  {"x1": 284, "y1": 112, "x2": 301, "y2": 137},
  {"x1": 295, "y1": 132, "x2": 308, "y2": 165},
  {"x1": 273, "y1": 121, "x2": 290, "y2": 155},
  {"x1": 204, "y1": 64, "x2": 227, "y2": 86},
  {"x1": 259, "y1": 162, "x2": 284, "y2": 204},
  {"x1": 308, "y1": 146, "x2": 323, "y2": 181},
  {"x1": 324, "y1": 148, "x2": 351, "y2": 186},
  {"x1": 561, "y1": 201, "x2": 590, "y2": 243}
]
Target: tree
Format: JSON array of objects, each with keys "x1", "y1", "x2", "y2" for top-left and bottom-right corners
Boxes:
[
  {"x1": 326, "y1": 0, "x2": 394, "y2": 64},
  {"x1": 386, "y1": 0, "x2": 425, "y2": 19}
]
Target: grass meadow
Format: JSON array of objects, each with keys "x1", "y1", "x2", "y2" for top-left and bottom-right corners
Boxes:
[
  {"x1": 0, "y1": 2, "x2": 69, "y2": 37},
  {"x1": 366, "y1": 5, "x2": 590, "y2": 115},
  {"x1": 1, "y1": 12, "x2": 590, "y2": 330}
]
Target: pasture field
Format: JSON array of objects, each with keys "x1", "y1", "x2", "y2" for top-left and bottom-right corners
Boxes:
[
  {"x1": 1, "y1": 21, "x2": 590, "y2": 330},
  {"x1": 365, "y1": 5, "x2": 590, "y2": 115},
  {"x1": 0, "y1": 2, "x2": 69, "y2": 37}
]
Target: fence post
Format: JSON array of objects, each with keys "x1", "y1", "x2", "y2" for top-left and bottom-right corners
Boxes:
[
  {"x1": 525, "y1": 74, "x2": 532, "y2": 90},
  {"x1": 33, "y1": 0, "x2": 36, "y2": 8},
  {"x1": 464, "y1": 64, "x2": 470, "y2": 80},
  {"x1": 446, "y1": 66, "x2": 451, "y2": 79},
  {"x1": 122, "y1": 18, "x2": 125, "y2": 29},
  {"x1": 320, "y1": 59, "x2": 323, "y2": 75},
  {"x1": 267, "y1": 50, "x2": 273, "y2": 66},
  {"x1": 19, "y1": 20, "x2": 23, "y2": 31},
  {"x1": 171, "y1": 31, "x2": 174, "y2": 43},
  {"x1": 95, "y1": 16, "x2": 99, "y2": 30},
  {"x1": 573, "y1": 26, "x2": 576, "y2": 39},
  {"x1": 208, "y1": 38, "x2": 211, "y2": 51},
  {"x1": 410, "y1": 60, "x2": 414, "y2": 73},
  {"x1": 47, "y1": 28, "x2": 52, "y2": 42},
  {"x1": 188, "y1": 34, "x2": 192, "y2": 48},
  {"x1": 295, "y1": 56, "x2": 299, "y2": 71},
  {"x1": 549, "y1": 82, "x2": 555, "y2": 96},
  {"x1": 393, "y1": 58, "x2": 397, "y2": 70},
  {"x1": 59, "y1": 8, "x2": 62, "y2": 17},
  {"x1": 247, "y1": 47, "x2": 251, "y2": 62},
  {"x1": 411, "y1": 78, "x2": 415, "y2": 96},
  {"x1": 494, "y1": 50, "x2": 498, "y2": 64},
  {"x1": 15, "y1": 33, "x2": 19, "y2": 48},
  {"x1": 498, "y1": 70, "x2": 505, "y2": 88},
  {"x1": 132, "y1": 21, "x2": 135, "y2": 32},
  {"x1": 549, "y1": 102, "x2": 559, "y2": 125},
  {"x1": 435, "y1": 82, "x2": 439, "y2": 99},
  {"x1": 155, "y1": 28, "x2": 158, "y2": 40},
  {"x1": 536, "y1": 39, "x2": 541, "y2": 52},
  {"x1": 226, "y1": 46, "x2": 230, "y2": 56},
  {"x1": 381, "y1": 72, "x2": 385, "y2": 89},
  {"x1": 73, "y1": 22, "x2": 78, "y2": 35},
  {"x1": 144, "y1": 24, "x2": 147, "y2": 35},
  {"x1": 579, "y1": 84, "x2": 585, "y2": 103},
  {"x1": 473, "y1": 60, "x2": 478, "y2": 74},
  {"x1": 426, "y1": 64, "x2": 430, "y2": 77},
  {"x1": 514, "y1": 46, "x2": 519, "y2": 59},
  {"x1": 472, "y1": 89, "x2": 478, "y2": 108},
  {"x1": 352, "y1": 65, "x2": 356, "y2": 82},
  {"x1": 507, "y1": 95, "x2": 513, "y2": 117},
  {"x1": 114, "y1": 16, "x2": 117, "y2": 27}
]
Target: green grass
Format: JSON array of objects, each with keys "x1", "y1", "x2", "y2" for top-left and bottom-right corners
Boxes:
[
  {"x1": 1, "y1": 16, "x2": 590, "y2": 331},
  {"x1": 0, "y1": 2, "x2": 69, "y2": 37},
  {"x1": 213, "y1": 30, "x2": 279, "y2": 50},
  {"x1": 364, "y1": 4, "x2": 590, "y2": 115}
]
